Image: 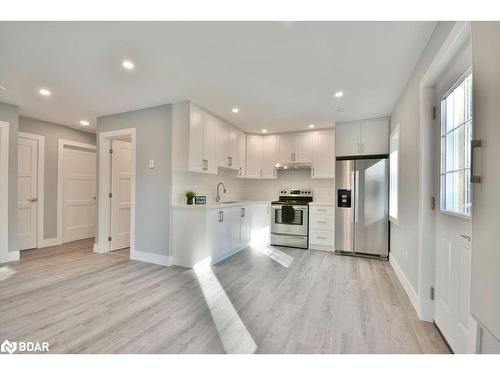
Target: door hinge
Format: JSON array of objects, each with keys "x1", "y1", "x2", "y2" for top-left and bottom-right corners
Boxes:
[
  {"x1": 432, "y1": 106, "x2": 436, "y2": 120},
  {"x1": 109, "y1": 148, "x2": 113, "y2": 154},
  {"x1": 108, "y1": 236, "x2": 112, "y2": 242},
  {"x1": 109, "y1": 192, "x2": 112, "y2": 198},
  {"x1": 431, "y1": 196, "x2": 436, "y2": 210},
  {"x1": 430, "y1": 287, "x2": 435, "y2": 301}
]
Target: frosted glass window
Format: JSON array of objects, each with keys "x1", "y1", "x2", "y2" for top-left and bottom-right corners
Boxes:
[
  {"x1": 440, "y1": 72, "x2": 472, "y2": 216},
  {"x1": 389, "y1": 125, "x2": 400, "y2": 223}
]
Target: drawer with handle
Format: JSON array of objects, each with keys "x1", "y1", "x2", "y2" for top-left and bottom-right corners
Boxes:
[
  {"x1": 309, "y1": 214, "x2": 334, "y2": 231},
  {"x1": 309, "y1": 205, "x2": 334, "y2": 216},
  {"x1": 309, "y1": 230, "x2": 334, "y2": 246}
]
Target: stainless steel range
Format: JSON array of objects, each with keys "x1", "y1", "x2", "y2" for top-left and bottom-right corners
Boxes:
[{"x1": 271, "y1": 189, "x2": 313, "y2": 249}]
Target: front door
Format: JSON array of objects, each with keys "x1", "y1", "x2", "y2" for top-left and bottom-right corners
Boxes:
[
  {"x1": 17, "y1": 136, "x2": 38, "y2": 250},
  {"x1": 434, "y1": 72, "x2": 473, "y2": 353},
  {"x1": 110, "y1": 140, "x2": 132, "y2": 251}
]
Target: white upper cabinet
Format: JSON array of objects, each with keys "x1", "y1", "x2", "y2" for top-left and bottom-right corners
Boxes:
[
  {"x1": 246, "y1": 134, "x2": 277, "y2": 179},
  {"x1": 188, "y1": 105, "x2": 217, "y2": 174},
  {"x1": 277, "y1": 132, "x2": 313, "y2": 163},
  {"x1": 311, "y1": 128, "x2": 335, "y2": 178},
  {"x1": 216, "y1": 121, "x2": 238, "y2": 170},
  {"x1": 295, "y1": 132, "x2": 313, "y2": 162},
  {"x1": 335, "y1": 118, "x2": 389, "y2": 157},
  {"x1": 277, "y1": 133, "x2": 295, "y2": 163},
  {"x1": 236, "y1": 130, "x2": 246, "y2": 178},
  {"x1": 335, "y1": 122, "x2": 361, "y2": 157},
  {"x1": 188, "y1": 105, "x2": 205, "y2": 173},
  {"x1": 202, "y1": 114, "x2": 218, "y2": 174},
  {"x1": 262, "y1": 135, "x2": 277, "y2": 178},
  {"x1": 360, "y1": 118, "x2": 389, "y2": 155},
  {"x1": 246, "y1": 135, "x2": 263, "y2": 178}
]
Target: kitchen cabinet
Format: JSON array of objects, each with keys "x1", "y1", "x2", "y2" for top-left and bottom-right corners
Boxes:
[
  {"x1": 309, "y1": 204, "x2": 335, "y2": 252},
  {"x1": 216, "y1": 121, "x2": 238, "y2": 170},
  {"x1": 335, "y1": 118, "x2": 389, "y2": 157},
  {"x1": 295, "y1": 132, "x2": 313, "y2": 162},
  {"x1": 311, "y1": 128, "x2": 335, "y2": 178},
  {"x1": 277, "y1": 132, "x2": 313, "y2": 164},
  {"x1": 246, "y1": 135, "x2": 263, "y2": 178},
  {"x1": 172, "y1": 202, "x2": 263, "y2": 268},
  {"x1": 251, "y1": 203, "x2": 271, "y2": 246},
  {"x1": 246, "y1": 135, "x2": 277, "y2": 179},
  {"x1": 188, "y1": 106, "x2": 217, "y2": 174},
  {"x1": 262, "y1": 135, "x2": 277, "y2": 178},
  {"x1": 236, "y1": 130, "x2": 246, "y2": 178}
]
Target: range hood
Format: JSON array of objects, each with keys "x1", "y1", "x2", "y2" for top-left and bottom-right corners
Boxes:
[{"x1": 274, "y1": 162, "x2": 312, "y2": 170}]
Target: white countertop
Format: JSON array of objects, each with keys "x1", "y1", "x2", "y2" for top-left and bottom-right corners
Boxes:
[{"x1": 173, "y1": 200, "x2": 270, "y2": 210}]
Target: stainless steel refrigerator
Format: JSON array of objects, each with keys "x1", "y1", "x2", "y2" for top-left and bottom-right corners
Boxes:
[{"x1": 335, "y1": 158, "x2": 389, "y2": 257}]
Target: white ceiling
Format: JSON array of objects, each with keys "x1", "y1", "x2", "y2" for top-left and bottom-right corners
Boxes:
[{"x1": 0, "y1": 22, "x2": 436, "y2": 134}]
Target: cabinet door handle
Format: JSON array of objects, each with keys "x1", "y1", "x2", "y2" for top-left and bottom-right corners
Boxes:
[
  {"x1": 260, "y1": 169, "x2": 263, "y2": 178},
  {"x1": 316, "y1": 236, "x2": 327, "y2": 240},
  {"x1": 239, "y1": 167, "x2": 242, "y2": 176},
  {"x1": 317, "y1": 209, "x2": 327, "y2": 212},
  {"x1": 290, "y1": 152, "x2": 293, "y2": 162},
  {"x1": 460, "y1": 234, "x2": 472, "y2": 242},
  {"x1": 471, "y1": 139, "x2": 482, "y2": 183},
  {"x1": 219, "y1": 211, "x2": 223, "y2": 222},
  {"x1": 241, "y1": 207, "x2": 245, "y2": 217},
  {"x1": 312, "y1": 167, "x2": 315, "y2": 177},
  {"x1": 317, "y1": 221, "x2": 327, "y2": 224}
]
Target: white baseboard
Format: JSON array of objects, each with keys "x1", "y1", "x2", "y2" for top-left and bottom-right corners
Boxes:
[
  {"x1": 130, "y1": 249, "x2": 171, "y2": 267},
  {"x1": 0, "y1": 250, "x2": 20, "y2": 263},
  {"x1": 38, "y1": 237, "x2": 61, "y2": 248},
  {"x1": 389, "y1": 254, "x2": 421, "y2": 318}
]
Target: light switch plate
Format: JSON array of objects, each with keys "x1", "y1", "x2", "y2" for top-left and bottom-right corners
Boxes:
[{"x1": 148, "y1": 159, "x2": 154, "y2": 169}]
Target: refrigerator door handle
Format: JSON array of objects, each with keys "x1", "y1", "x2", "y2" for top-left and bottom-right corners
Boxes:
[{"x1": 354, "y1": 170, "x2": 359, "y2": 223}]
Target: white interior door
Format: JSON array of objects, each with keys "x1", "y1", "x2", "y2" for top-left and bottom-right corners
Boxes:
[
  {"x1": 110, "y1": 140, "x2": 132, "y2": 251},
  {"x1": 17, "y1": 137, "x2": 38, "y2": 250},
  {"x1": 63, "y1": 147, "x2": 96, "y2": 243},
  {"x1": 434, "y1": 75, "x2": 473, "y2": 353}
]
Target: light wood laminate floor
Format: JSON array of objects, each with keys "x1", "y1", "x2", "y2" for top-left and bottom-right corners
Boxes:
[{"x1": 0, "y1": 239, "x2": 449, "y2": 354}]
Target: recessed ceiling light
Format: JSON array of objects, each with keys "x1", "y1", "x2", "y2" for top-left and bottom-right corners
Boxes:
[
  {"x1": 232, "y1": 107, "x2": 239, "y2": 113},
  {"x1": 80, "y1": 120, "x2": 90, "y2": 126},
  {"x1": 39, "y1": 88, "x2": 51, "y2": 96},
  {"x1": 122, "y1": 60, "x2": 135, "y2": 70},
  {"x1": 334, "y1": 91, "x2": 344, "y2": 98},
  {"x1": 308, "y1": 124, "x2": 315, "y2": 128},
  {"x1": 262, "y1": 129, "x2": 268, "y2": 133}
]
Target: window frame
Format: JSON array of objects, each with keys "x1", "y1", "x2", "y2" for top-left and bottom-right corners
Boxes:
[
  {"x1": 389, "y1": 123, "x2": 400, "y2": 225},
  {"x1": 439, "y1": 69, "x2": 473, "y2": 219}
]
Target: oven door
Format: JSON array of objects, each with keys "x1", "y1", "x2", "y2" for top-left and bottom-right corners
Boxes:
[{"x1": 271, "y1": 205, "x2": 308, "y2": 236}]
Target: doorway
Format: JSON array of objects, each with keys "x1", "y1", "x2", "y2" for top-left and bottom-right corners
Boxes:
[
  {"x1": 17, "y1": 132, "x2": 44, "y2": 251},
  {"x1": 418, "y1": 22, "x2": 475, "y2": 354},
  {"x1": 96, "y1": 128, "x2": 136, "y2": 256}
]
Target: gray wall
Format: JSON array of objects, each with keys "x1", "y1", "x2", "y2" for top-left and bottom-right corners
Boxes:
[
  {"x1": 97, "y1": 104, "x2": 172, "y2": 256},
  {"x1": 19, "y1": 117, "x2": 96, "y2": 239},
  {"x1": 0, "y1": 101, "x2": 18, "y2": 253},
  {"x1": 389, "y1": 22, "x2": 455, "y2": 290}
]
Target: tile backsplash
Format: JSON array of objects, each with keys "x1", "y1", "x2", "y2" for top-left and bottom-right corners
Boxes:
[{"x1": 172, "y1": 168, "x2": 334, "y2": 205}]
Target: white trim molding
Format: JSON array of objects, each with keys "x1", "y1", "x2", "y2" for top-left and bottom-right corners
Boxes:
[
  {"x1": 0, "y1": 121, "x2": 11, "y2": 263},
  {"x1": 390, "y1": 254, "x2": 421, "y2": 318},
  {"x1": 96, "y1": 128, "x2": 136, "y2": 256},
  {"x1": 18, "y1": 131, "x2": 45, "y2": 249},
  {"x1": 57, "y1": 139, "x2": 97, "y2": 245},
  {"x1": 130, "y1": 249, "x2": 171, "y2": 267}
]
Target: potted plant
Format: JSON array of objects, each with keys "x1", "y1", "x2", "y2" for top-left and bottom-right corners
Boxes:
[{"x1": 185, "y1": 190, "x2": 197, "y2": 205}]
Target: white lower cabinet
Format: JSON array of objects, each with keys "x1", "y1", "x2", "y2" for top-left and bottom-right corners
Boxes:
[
  {"x1": 173, "y1": 203, "x2": 265, "y2": 268},
  {"x1": 308, "y1": 204, "x2": 335, "y2": 252}
]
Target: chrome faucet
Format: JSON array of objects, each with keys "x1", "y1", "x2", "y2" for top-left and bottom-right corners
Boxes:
[{"x1": 216, "y1": 182, "x2": 227, "y2": 202}]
